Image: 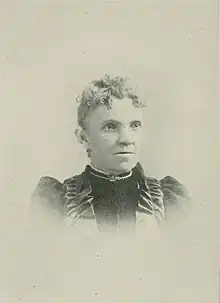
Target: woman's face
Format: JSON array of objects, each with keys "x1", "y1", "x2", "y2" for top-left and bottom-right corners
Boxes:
[{"x1": 81, "y1": 97, "x2": 144, "y2": 174}]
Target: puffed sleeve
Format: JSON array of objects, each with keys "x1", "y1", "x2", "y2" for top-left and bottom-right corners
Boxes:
[
  {"x1": 160, "y1": 176, "x2": 191, "y2": 219},
  {"x1": 30, "y1": 176, "x2": 65, "y2": 221}
]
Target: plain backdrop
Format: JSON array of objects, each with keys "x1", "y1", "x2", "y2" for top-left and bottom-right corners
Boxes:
[
  {"x1": 0, "y1": 0, "x2": 218, "y2": 206},
  {"x1": 0, "y1": 1, "x2": 219, "y2": 301}
]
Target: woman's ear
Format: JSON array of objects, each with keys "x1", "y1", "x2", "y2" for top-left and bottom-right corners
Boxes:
[{"x1": 74, "y1": 128, "x2": 89, "y2": 148}]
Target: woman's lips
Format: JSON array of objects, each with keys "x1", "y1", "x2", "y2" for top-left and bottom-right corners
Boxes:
[{"x1": 114, "y1": 152, "x2": 135, "y2": 156}]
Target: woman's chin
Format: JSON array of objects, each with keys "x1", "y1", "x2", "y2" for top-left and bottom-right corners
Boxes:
[{"x1": 114, "y1": 161, "x2": 137, "y2": 173}]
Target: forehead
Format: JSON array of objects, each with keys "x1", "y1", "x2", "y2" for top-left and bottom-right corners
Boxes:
[{"x1": 86, "y1": 97, "x2": 144, "y2": 126}]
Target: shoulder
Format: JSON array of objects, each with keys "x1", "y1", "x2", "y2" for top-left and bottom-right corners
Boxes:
[
  {"x1": 160, "y1": 175, "x2": 190, "y2": 200},
  {"x1": 145, "y1": 175, "x2": 190, "y2": 217},
  {"x1": 31, "y1": 172, "x2": 86, "y2": 209},
  {"x1": 31, "y1": 176, "x2": 66, "y2": 215}
]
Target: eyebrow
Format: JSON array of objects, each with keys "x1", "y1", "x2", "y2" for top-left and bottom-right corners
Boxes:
[
  {"x1": 101, "y1": 119, "x2": 119, "y2": 125},
  {"x1": 101, "y1": 119, "x2": 142, "y2": 125}
]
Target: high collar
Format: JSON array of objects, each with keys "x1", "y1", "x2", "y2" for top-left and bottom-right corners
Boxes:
[{"x1": 85, "y1": 164, "x2": 133, "y2": 182}]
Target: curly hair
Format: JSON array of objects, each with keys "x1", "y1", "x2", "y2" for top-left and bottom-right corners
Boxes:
[{"x1": 76, "y1": 74, "x2": 146, "y2": 129}]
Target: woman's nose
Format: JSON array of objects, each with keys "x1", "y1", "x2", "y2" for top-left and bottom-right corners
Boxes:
[{"x1": 118, "y1": 127, "x2": 134, "y2": 145}]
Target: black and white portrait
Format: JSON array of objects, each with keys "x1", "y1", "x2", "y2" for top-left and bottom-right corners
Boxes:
[
  {"x1": 31, "y1": 74, "x2": 190, "y2": 234},
  {"x1": 1, "y1": 1, "x2": 219, "y2": 302}
]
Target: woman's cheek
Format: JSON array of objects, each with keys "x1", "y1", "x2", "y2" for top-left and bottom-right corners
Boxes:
[{"x1": 101, "y1": 133, "x2": 118, "y2": 145}]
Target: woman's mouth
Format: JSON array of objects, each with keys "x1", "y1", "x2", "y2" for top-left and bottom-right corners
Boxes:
[{"x1": 114, "y1": 152, "x2": 135, "y2": 155}]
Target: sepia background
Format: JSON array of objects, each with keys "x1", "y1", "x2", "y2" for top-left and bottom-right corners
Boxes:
[{"x1": 0, "y1": 0, "x2": 219, "y2": 302}]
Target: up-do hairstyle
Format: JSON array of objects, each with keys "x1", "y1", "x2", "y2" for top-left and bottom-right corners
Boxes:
[{"x1": 76, "y1": 74, "x2": 146, "y2": 129}]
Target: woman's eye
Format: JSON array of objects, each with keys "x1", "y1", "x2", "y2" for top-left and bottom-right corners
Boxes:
[
  {"x1": 102, "y1": 123, "x2": 117, "y2": 131},
  {"x1": 130, "y1": 121, "x2": 141, "y2": 129}
]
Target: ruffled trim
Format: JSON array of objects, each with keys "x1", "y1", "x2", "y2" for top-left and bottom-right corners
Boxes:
[
  {"x1": 63, "y1": 173, "x2": 95, "y2": 225},
  {"x1": 138, "y1": 177, "x2": 165, "y2": 223},
  {"x1": 63, "y1": 167, "x2": 166, "y2": 225}
]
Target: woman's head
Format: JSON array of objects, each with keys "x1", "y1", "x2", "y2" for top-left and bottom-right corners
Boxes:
[{"x1": 75, "y1": 74, "x2": 146, "y2": 174}]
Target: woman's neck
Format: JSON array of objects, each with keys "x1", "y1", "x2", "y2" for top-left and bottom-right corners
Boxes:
[
  {"x1": 87, "y1": 163, "x2": 132, "y2": 182},
  {"x1": 90, "y1": 163, "x2": 130, "y2": 176}
]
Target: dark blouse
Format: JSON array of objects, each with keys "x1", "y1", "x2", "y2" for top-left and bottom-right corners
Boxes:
[
  {"x1": 31, "y1": 163, "x2": 191, "y2": 233},
  {"x1": 86, "y1": 166, "x2": 139, "y2": 232}
]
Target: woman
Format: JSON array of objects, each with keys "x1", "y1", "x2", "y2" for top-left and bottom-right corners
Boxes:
[{"x1": 31, "y1": 74, "x2": 190, "y2": 233}]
